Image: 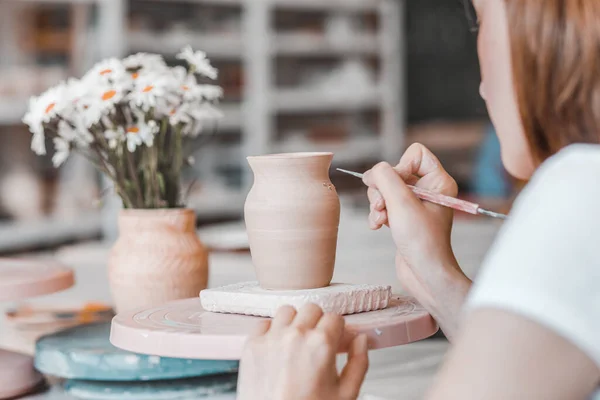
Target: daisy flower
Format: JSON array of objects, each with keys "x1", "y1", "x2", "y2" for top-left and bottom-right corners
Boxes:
[
  {"x1": 168, "y1": 103, "x2": 192, "y2": 126},
  {"x1": 176, "y1": 46, "x2": 218, "y2": 79},
  {"x1": 57, "y1": 119, "x2": 92, "y2": 148},
  {"x1": 63, "y1": 78, "x2": 86, "y2": 105},
  {"x1": 82, "y1": 84, "x2": 126, "y2": 128},
  {"x1": 126, "y1": 118, "x2": 159, "y2": 152},
  {"x1": 171, "y1": 66, "x2": 222, "y2": 103},
  {"x1": 181, "y1": 82, "x2": 222, "y2": 103},
  {"x1": 52, "y1": 137, "x2": 70, "y2": 167},
  {"x1": 169, "y1": 102, "x2": 222, "y2": 128},
  {"x1": 123, "y1": 53, "x2": 168, "y2": 74},
  {"x1": 30, "y1": 128, "x2": 47, "y2": 156},
  {"x1": 104, "y1": 127, "x2": 125, "y2": 149},
  {"x1": 172, "y1": 66, "x2": 199, "y2": 101},
  {"x1": 129, "y1": 73, "x2": 178, "y2": 113},
  {"x1": 23, "y1": 83, "x2": 69, "y2": 155},
  {"x1": 82, "y1": 58, "x2": 128, "y2": 86},
  {"x1": 197, "y1": 84, "x2": 223, "y2": 101},
  {"x1": 23, "y1": 82, "x2": 68, "y2": 126}
]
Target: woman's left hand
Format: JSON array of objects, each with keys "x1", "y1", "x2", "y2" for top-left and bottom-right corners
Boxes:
[{"x1": 237, "y1": 304, "x2": 369, "y2": 400}]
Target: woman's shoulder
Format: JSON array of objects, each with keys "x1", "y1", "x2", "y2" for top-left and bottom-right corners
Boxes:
[
  {"x1": 467, "y1": 143, "x2": 600, "y2": 369},
  {"x1": 514, "y1": 144, "x2": 600, "y2": 212},
  {"x1": 535, "y1": 143, "x2": 600, "y2": 180}
]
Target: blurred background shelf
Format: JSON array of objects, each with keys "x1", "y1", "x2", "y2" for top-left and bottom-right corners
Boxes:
[
  {"x1": 270, "y1": 0, "x2": 382, "y2": 12},
  {"x1": 273, "y1": 33, "x2": 379, "y2": 57},
  {"x1": 216, "y1": 104, "x2": 243, "y2": 131},
  {"x1": 128, "y1": 31, "x2": 243, "y2": 60},
  {"x1": 0, "y1": 100, "x2": 28, "y2": 125},
  {"x1": 129, "y1": 32, "x2": 380, "y2": 60},
  {"x1": 189, "y1": 189, "x2": 246, "y2": 219},
  {"x1": 0, "y1": 0, "x2": 409, "y2": 247},
  {"x1": 273, "y1": 87, "x2": 382, "y2": 113},
  {"x1": 8, "y1": 0, "x2": 99, "y2": 4},
  {"x1": 0, "y1": 212, "x2": 101, "y2": 253},
  {"x1": 133, "y1": 0, "x2": 382, "y2": 11},
  {"x1": 275, "y1": 136, "x2": 381, "y2": 165}
]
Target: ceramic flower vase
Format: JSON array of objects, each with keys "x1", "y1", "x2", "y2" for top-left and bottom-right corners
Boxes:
[
  {"x1": 245, "y1": 152, "x2": 341, "y2": 290},
  {"x1": 108, "y1": 208, "x2": 208, "y2": 312}
]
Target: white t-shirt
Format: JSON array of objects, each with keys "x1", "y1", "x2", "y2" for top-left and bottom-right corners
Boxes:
[{"x1": 467, "y1": 144, "x2": 600, "y2": 385}]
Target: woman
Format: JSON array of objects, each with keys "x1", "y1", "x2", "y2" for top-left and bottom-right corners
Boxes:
[{"x1": 237, "y1": 0, "x2": 600, "y2": 399}]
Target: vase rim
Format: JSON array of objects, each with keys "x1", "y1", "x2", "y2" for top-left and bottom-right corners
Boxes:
[
  {"x1": 247, "y1": 152, "x2": 333, "y2": 160},
  {"x1": 119, "y1": 208, "x2": 194, "y2": 216}
]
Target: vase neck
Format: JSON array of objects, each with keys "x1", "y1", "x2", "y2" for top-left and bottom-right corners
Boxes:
[
  {"x1": 247, "y1": 153, "x2": 333, "y2": 181},
  {"x1": 117, "y1": 208, "x2": 196, "y2": 232}
]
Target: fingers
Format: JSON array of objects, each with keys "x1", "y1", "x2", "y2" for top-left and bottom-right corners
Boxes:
[
  {"x1": 363, "y1": 162, "x2": 422, "y2": 217},
  {"x1": 369, "y1": 208, "x2": 388, "y2": 230},
  {"x1": 368, "y1": 187, "x2": 388, "y2": 230},
  {"x1": 270, "y1": 305, "x2": 297, "y2": 331},
  {"x1": 340, "y1": 334, "x2": 369, "y2": 400},
  {"x1": 363, "y1": 144, "x2": 457, "y2": 224},
  {"x1": 315, "y1": 313, "x2": 345, "y2": 348},
  {"x1": 271, "y1": 304, "x2": 325, "y2": 333},
  {"x1": 367, "y1": 188, "x2": 385, "y2": 211},
  {"x1": 292, "y1": 304, "x2": 324, "y2": 331},
  {"x1": 396, "y1": 143, "x2": 458, "y2": 197},
  {"x1": 253, "y1": 319, "x2": 272, "y2": 337}
]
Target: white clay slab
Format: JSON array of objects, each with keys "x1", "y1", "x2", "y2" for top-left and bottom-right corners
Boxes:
[
  {"x1": 110, "y1": 296, "x2": 438, "y2": 360},
  {"x1": 0, "y1": 258, "x2": 74, "y2": 302},
  {"x1": 200, "y1": 282, "x2": 391, "y2": 317}
]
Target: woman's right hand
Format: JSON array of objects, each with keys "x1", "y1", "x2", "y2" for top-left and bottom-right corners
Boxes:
[{"x1": 363, "y1": 143, "x2": 471, "y2": 340}]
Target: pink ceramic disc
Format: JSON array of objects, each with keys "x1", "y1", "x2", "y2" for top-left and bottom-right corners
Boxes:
[
  {"x1": 0, "y1": 258, "x2": 74, "y2": 302},
  {"x1": 0, "y1": 349, "x2": 44, "y2": 399},
  {"x1": 110, "y1": 295, "x2": 438, "y2": 360}
]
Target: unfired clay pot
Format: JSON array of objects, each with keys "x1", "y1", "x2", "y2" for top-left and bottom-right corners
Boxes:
[
  {"x1": 245, "y1": 152, "x2": 341, "y2": 290},
  {"x1": 108, "y1": 208, "x2": 208, "y2": 313}
]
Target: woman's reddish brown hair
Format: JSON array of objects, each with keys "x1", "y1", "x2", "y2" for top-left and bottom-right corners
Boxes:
[{"x1": 506, "y1": 0, "x2": 600, "y2": 162}]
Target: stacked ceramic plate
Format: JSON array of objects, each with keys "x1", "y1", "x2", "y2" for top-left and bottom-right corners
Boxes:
[{"x1": 35, "y1": 323, "x2": 238, "y2": 400}]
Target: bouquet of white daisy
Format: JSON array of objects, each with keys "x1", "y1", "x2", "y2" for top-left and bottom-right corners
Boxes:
[{"x1": 23, "y1": 47, "x2": 222, "y2": 209}]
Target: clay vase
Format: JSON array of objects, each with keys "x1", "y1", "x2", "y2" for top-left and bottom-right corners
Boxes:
[
  {"x1": 108, "y1": 208, "x2": 208, "y2": 313},
  {"x1": 245, "y1": 152, "x2": 341, "y2": 290}
]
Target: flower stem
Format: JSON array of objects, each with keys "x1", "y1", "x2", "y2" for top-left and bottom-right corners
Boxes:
[
  {"x1": 173, "y1": 128, "x2": 183, "y2": 207},
  {"x1": 126, "y1": 150, "x2": 143, "y2": 208}
]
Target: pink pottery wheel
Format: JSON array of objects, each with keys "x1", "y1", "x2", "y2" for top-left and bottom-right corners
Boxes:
[
  {"x1": 0, "y1": 349, "x2": 44, "y2": 398},
  {"x1": 0, "y1": 258, "x2": 74, "y2": 302},
  {"x1": 0, "y1": 258, "x2": 74, "y2": 398},
  {"x1": 110, "y1": 295, "x2": 438, "y2": 360}
]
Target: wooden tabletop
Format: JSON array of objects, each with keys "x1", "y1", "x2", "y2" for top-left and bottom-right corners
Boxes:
[{"x1": 0, "y1": 209, "x2": 501, "y2": 399}]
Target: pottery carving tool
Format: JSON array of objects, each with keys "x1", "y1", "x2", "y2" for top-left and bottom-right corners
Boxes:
[{"x1": 336, "y1": 168, "x2": 507, "y2": 220}]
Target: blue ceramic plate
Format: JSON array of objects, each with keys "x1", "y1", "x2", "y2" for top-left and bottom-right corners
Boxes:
[
  {"x1": 35, "y1": 322, "x2": 238, "y2": 381},
  {"x1": 63, "y1": 374, "x2": 237, "y2": 399}
]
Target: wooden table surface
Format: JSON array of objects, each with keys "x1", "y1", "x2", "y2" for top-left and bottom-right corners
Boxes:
[{"x1": 0, "y1": 208, "x2": 502, "y2": 400}]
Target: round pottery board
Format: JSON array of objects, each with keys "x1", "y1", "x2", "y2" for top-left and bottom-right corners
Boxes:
[
  {"x1": 110, "y1": 295, "x2": 438, "y2": 360},
  {"x1": 0, "y1": 349, "x2": 45, "y2": 399},
  {"x1": 0, "y1": 258, "x2": 74, "y2": 302},
  {"x1": 63, "y1": 373, "x2": 237, "y2": 400},
  {"x1": 35, "y1": 322, "x2": 238, "y2": 381}
]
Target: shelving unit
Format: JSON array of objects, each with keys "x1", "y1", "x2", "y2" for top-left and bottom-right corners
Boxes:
[
  {"x1": 239, "y1": 0, "x2": 405, "y2": 191},
  {"x1": 127, "y1": 0, "x2": 405, "y2": 218},
  {"x1": 0, "y1": 0, "x2": 127, "y2": 249},
  {"x1": 0, "y1": 0, "x2": 405, "y2": 248},
  {"x1": 128, "y1": 31, "x2": 242, "y2": 59},
  {"x1": 272, "y1": 86, "x2": 383, "y2": 113},
  {"x1": 273, "y1": 32, "x2": 380, "y2": 57}
]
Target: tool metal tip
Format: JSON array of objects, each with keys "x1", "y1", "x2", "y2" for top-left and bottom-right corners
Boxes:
[
  {"x1": 336, "y1": 168, "x2": 364, "y2": 179},
  {"x1": 478, "y1": 208, "x2": 508, "y2": 220}
]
